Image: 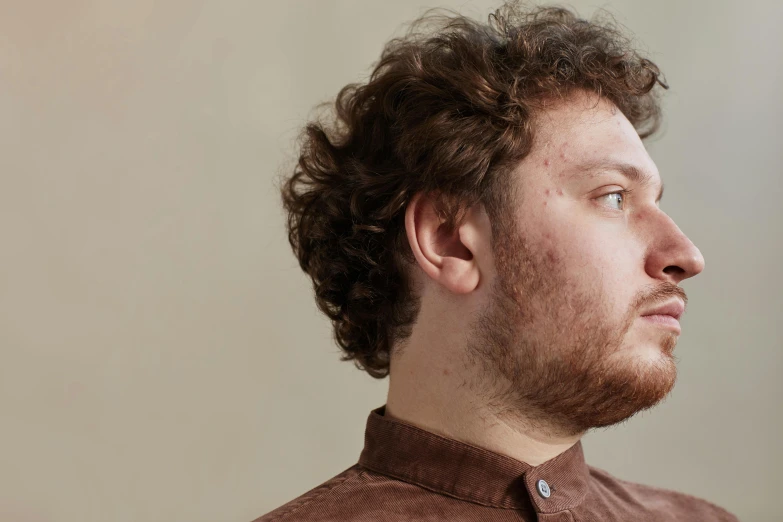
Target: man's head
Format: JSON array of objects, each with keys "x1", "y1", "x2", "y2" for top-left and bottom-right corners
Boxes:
[
  {"x1": 435, "y1": 92, "x2": 703, "y2": 437},
  {"x1": 280, "y1": 3, "x2": 702, "y2": 431}
]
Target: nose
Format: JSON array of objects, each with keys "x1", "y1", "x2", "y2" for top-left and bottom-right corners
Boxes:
[{"x1": 644, "y1": 213, "x2": 705, "y2": 285}]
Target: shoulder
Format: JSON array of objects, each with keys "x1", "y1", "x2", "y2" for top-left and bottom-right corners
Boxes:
[
  {"x1": 252, "y1": 464, "x2": 440, "y2": 522},
  {"x1": 587, "y1": 465, "x2": 740, "y2": 521},
  {"x1": 251, "y1": 464, "x2": 365, "y2": 522}
]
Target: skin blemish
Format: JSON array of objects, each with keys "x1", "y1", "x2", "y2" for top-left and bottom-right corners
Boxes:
[
  {"x1": 544, "y1": 159, "x2": 550, "y2": 167},
  {"x1": 443, "y1": 368, "x2": 450, "y2": 376},
  {"x1": 556, "y1": 188, "x2": 563, "y2": 196},
  {"x1": 545, "y1": 188, "x2": 551, "y2": 195}
]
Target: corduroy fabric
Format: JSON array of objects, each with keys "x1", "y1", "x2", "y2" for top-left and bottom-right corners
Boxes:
[{"x1": 254, "y1": 405, "x2": 739, "y2": 521}]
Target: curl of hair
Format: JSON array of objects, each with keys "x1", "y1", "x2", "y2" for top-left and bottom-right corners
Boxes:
[{"x1": 278, "y1": 2, "x2": 668, "y2": 378}]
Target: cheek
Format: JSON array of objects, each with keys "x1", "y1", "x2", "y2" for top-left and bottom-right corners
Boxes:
[
  {"x1": 524, "y1": 201, "x2": 645, "y2": 318},
  {"x1": 541, "y1": 227, "x2": 604, "y2": 270},
  {"x1": 547, "y1": 229, "x2": 636, "y2": 295},
  {"x1": 587, "y1": 241, "x2": 644, "y2": 319},
  {"x1": 521, "y1": 201, "x2": 641, "y2": 282}
]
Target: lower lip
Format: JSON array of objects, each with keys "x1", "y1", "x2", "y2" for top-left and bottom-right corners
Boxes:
[{"x1": 640, "y1": 314, "x2": 681, "y2": 333}]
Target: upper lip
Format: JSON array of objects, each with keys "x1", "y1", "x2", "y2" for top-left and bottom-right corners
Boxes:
[{"x1": 640, "y1": 299, "x2": 685, "y2": 320}]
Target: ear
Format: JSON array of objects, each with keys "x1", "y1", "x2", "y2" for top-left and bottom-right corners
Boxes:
[{"x1": 404, "y1": 192, "x2": 487, "y2": 295}]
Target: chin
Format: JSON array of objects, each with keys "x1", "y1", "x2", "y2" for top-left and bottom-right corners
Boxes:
[{"x1": 621, "y1": 330, "x2": 679, "y2": 358}]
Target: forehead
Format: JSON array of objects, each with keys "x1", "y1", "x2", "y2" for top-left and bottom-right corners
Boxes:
[{"x1": 530, "y1": 92, "x2": 655, "y2": 174}]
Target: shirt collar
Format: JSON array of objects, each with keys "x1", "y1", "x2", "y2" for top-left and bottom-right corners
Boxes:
[{"x1": 357, "y1": 404, "x2": 590, "y2": 514}]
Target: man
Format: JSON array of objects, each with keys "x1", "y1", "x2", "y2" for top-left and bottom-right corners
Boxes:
[{"x1": 258, "y1": 2, "x2": 738, "y2": 521}]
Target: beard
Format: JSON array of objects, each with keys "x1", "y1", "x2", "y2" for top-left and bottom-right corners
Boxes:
[{"x1": 464, "y1": 217, "x2": 687, "y2": 438}]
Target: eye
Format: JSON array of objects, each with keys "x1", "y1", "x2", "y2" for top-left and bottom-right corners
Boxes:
[{"x1": 598, "y1": 190, "x2": 627, "y2": 210}]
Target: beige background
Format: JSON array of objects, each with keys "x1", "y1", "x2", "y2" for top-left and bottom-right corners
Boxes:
[{"x1": 0, "y1": 1, "x2": 780, "y2": 521}]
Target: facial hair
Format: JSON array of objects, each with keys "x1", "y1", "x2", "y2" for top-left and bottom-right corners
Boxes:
[{"x1": 464, "y1": 218, "x2": 687, "y2": 438}]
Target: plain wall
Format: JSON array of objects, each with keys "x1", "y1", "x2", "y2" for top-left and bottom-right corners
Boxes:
[{"x1": 0, "y1": 1, "x2": 780, "y2": 521}]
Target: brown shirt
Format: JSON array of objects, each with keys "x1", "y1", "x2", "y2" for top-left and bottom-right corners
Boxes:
[{"x1": 255, "y1": 405, "x2": 738, "y2": 521}]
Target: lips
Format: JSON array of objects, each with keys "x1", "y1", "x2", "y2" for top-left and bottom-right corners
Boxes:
[{"x1": 640, "y1": 300, "x2": 685, "y2": 320}]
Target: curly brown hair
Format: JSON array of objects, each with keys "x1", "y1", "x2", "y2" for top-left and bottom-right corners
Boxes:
[{"x1": 277, "y1": 2, "x2": 668, "y2": 378}]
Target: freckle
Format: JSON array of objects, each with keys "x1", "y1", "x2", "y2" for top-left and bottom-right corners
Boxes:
[
  {"x1": 543, "y1": 201, "x2": 547, "y2": 206},
  {"x1": 443, "y1": 368, "x2": 450, "y2": 376},
  {"x1": 545, "y1": 188, "x2": 550, "y2": 195}
]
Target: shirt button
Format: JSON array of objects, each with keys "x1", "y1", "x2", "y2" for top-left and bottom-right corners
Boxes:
[{"x1": 536, "y1": 479, "x2": 551, "y2": 498}]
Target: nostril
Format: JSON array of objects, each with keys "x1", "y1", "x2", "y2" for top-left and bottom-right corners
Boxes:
[{"x1": 663, "y1": 266, "x2": 685, "y2": 276}]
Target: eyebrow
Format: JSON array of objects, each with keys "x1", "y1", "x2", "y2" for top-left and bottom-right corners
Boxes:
[{"x1": 571, "y1": 161, "x2": 665, "y2": 203}]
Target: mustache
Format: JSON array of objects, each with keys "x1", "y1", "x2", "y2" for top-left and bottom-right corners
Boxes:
[{"x1": 633, "y1": 282, "x2": 688, "y2": 313}]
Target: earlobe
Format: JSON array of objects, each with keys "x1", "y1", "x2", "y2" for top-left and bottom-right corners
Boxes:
[{"x1": 404, "y1": 192, "x2": 482, "y2": 295}]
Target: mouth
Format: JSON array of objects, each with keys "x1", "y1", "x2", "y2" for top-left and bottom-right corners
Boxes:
[
  {"x1": 639, "y1": 313, "x2": 681, "y2": 334},
  {"x1": 639, "y1": 299, "x2": 685, "y2": 334}
]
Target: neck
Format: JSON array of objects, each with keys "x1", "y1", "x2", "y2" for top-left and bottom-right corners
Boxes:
[{"x1": 384, "y1": 341, "x2": 584, "y2": 467}]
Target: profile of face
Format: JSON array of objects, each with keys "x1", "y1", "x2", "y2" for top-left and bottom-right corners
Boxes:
[{"x1": 466, "y1": 91, "x2": 705, "y2": 437}]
